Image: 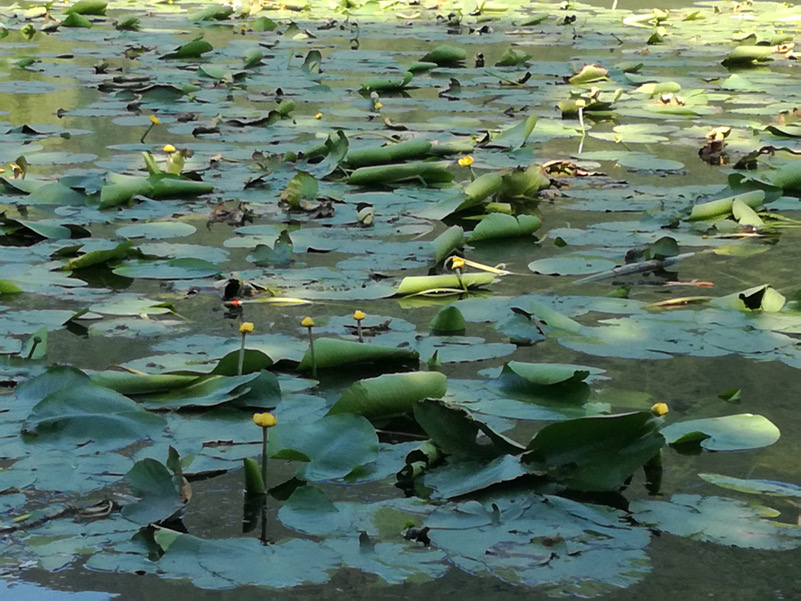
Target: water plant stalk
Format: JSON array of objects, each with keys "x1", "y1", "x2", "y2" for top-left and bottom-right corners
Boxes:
[
  {"x1": 238, "y1": 322, "x2": 254, "y2": 376},
  {"x1": 140, "y1": 114, "x2": 160, "y2": 144},
  {"x1": 302, "y1": 317, "x2": 317, "y2": 378},
  {"x1": 353, "y1": 310, "x2": 366, "y2": 342}
]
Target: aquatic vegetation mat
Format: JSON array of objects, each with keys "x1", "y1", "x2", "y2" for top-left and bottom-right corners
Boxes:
[{"x1": 1, "y1": 0, "x2": 801, "y2": 597}]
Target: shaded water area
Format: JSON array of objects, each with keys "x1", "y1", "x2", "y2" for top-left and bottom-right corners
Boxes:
[{"x1": 1, "y1": 0, "x2": 800, "y2": 599}]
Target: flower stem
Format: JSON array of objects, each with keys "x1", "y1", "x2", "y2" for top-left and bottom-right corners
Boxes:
[
  {"x1": 238, "y1": 333, "x2": 246, "y2": 376},
  {"x1": 140, "y1": 123, "x2": 154, "y2": 144},
  {"x1": 307, "y1": 327, "x2": 317, "y2": 378},
  {"x1": 261, "y1": 426, "x2": 268, "y2": 487}
]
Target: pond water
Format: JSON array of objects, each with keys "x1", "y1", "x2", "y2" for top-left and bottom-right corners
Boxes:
[{"x1": 1, "y1": 0, "x2": 800, "y2": 599}]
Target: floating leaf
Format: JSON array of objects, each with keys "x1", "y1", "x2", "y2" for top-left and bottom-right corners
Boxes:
[
  {"x1": 722, "y1": 46, "x2": 773, "y2": 66},
  {"x1": 431, "y1": 225, "x2": 464, "y2": 263},
  {"x1": 688, "y1": 190, "x2": 765, "y2": 221},
  {"x1": 425, "y1": 493, "x2": 651, "y2": 594},
  {"x1": 149, "y1": 532, "x2": 339, "y2": 588},
  {"x1": 122, "y1": 454, "x2": 186, "y2": 525},
  {"x1": 347, "y1": 161, "x2": 453, "y2": 186},
  {"x1": 661, "y1": 414, "x2": 780, "y2": 451},
  {"x1": 270, "y1": 414, "x2": 379, "y2": 481},
  {"x1": 161, "y1": 39, "x2": 214, "y2": 60},
  {"x1": 631, "y1": 495, "x2": 801, "y2": 550},
  {"x1": 396, "y1": 273, "x2": 495, "y2": 295},
  {"x1": 421, "y1": 45, "x2": 467, "y2": 66},
  {"x1": 112, "y1": 258, "x2": 220, "y2": 280},
  {"x1": 568, "y1": 64, "x2": 609, "y2": 85},
  {"x1": 501, "y1": 361, "x2": 602, "y2": 387},
  {"x1": 329, "y1": 372, "x2": 447, "y2": 419},
  {"x1": 469, "y1": 213, "x2": 541, "y2": 242},
  {"x1": 414, "y1": 398, "x2": 524, "y2": 460},
  {"x1": 116, "y1": 222, "x2": 196, "y2": 240},
  {"x1": 429, "y1": 306, "x2": 466, "y2": 334},
  {"x1": 483, "y1": 114, "x2": 538, "y2": 150},
  {"x1": 361, "y1": 71, "x2": 413, "y2": 92},
  {"x1": 699, "y1": 474, "x2": 801, "y2": 498},
  {"x1": 297, "y1": 338, "x2": 418, "y2": 372},
  {"x1": 523, "y1": 412, "x2": 665, "y2": 491},
  {"x1": 134, "y1": 373, "x2": 260, "y2": 410},
  {"x1": 22, "y1": 380, "x2": 166, "y2": 447},
  {"x1": 189, "y1": 5, "x2": 233, "y2": 21},
  {"x1": 495, "y1": 47, "x2": 532, "y2": 67},
  {"x1": 346, "y1": 138, "x2": 432, "y2": 168},
  {"x1": 64, "y1": 0, "x2": 107, "y2": 14}
]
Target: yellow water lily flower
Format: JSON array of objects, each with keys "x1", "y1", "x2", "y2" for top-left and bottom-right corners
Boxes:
[
  {"x1": 301, "y1": 316, "x2": 314, "y2": 328},
  {"x1": 314, "y1": 112, "x2": 323, "y2": 119},
  {"x1": 162, "y1": 144, "x2": 176, "y2": 152},
  {"x1": 374, "y1": 102, "x2": 383, "y2": 110},
  {"x1": 458, "y1": 155, "x2": 474, "y2": 167},
  {"x1": 149, "y1": 114, "x2": 161, "y2": 125},
  {"x1": 651, "y1": 402, "x2": 669, "y2": 416},
  {"x1": 239, "y1": 322, "x2": 254, "y2": 334},
  {"x1": 450, "y1": 256, "x2": 465, "y2": 270},
  {"x1": 353, "y1": 310, "x2": 366, "y2": 321},
  {"x1": 252, "y1": 413, "x2": 277, "y2": 427}
]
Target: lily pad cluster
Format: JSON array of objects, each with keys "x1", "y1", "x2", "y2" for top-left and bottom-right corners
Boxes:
[{"x1": 1, "y1": 0, "x2": 801, "y2": 597}]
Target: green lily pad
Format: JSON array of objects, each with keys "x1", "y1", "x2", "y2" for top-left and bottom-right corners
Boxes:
[
  {"x1": 524, "y1": 411, "x2": 665, "y2": 491},
  {"x1": 500, "y1": 361, "x2": 603, "y2": 387},
  {"x1": 270, "y1": 413, "x2": 379, "y2": 481},
  {"x1": 699, "y1": 474, "x2": 801, "y2": 498},
  {"x1": 631, "y1": 495, "x2": 801, "y2": 550},
  {"x1": 22, "y1": 379, "x2": 167, "y2": 449},
  {"x1": 297, "y1": 338, "x2": 418, "y2": 371},
  {"x1": 122, "y1": 451, "x2": 186, "y2": 525},
  {"x1": 469, "y1": 213, "x2": 541, "y2": 242},
  {"x1": 112, "y1": 258, "x2": 220, "y2": 280},
  {"x1": 661, "y1": 414, "x2": 780, "y2": 451},
  {"x1": 329, "y1": 372, "x2": 448, "y2": 420},
  {"x1": 116, "y1": 222, "x2": 196, "y2": 239}
]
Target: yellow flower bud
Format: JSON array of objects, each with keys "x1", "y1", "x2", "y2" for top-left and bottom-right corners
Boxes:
[
  {"x1": 239, "y1": 322, "x2": 254, "y2": 334},
  {"x1": 149, "y1": 114, "x2": 161, "y2": 125},
  {"x1": 651, "y1": 402, "x2": 669, "y2": 416},
  {"x1": 458, "y1": 156, "x2": 474, "y2": 167},
  {"x1": 301, "y1": 316, "x2": 314, "y2": 328},
  {"x1": 252, "y1": 412, "x2": 277, "y2": 427},
  {"x1": 450, "y1": 256, "x2": 465, "y2": 270},
  {"x1": 314, "y1": 112, "x2": 323, "y2": 119},
  {"x1": 575, "y1": 99, "x2": 587, "y2": 108},
  {"x1": 353, "y1": 310, "x2": 366, "y2": 321},
  {"x1": 162, "y1": 144, "x2": 176, "y2": 153},
  {"x1": 374, "y1": 102, "x2": 383, "y2": 110}
]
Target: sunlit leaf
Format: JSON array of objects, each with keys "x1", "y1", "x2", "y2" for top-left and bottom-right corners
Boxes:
[
  {"x1": 662, "y1": 414, "x2": 780, "y2": 451},
  {"x1": 329, "y1": 372, "x2": 447, "y2": 419}
]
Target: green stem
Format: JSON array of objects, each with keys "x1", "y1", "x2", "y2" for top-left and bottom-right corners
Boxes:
[
  {"x1": 237, "y1": 333, "x2": 246, "y2": 376},
  {"x1": 261, "y1": 427, "x2": 268, "y2": 487},
  {"x1": 356, "y1": 322, "x2": 363, "y2": 343},
  {"x1": 307, "y1": 327, "x2": 317, "y2": 378},
  {"x1": 140, "y1": 123, "x2": 154, "y2": 144},
  {"x1": 26, "y1": 336, "x2": 42, "y2": 360}
]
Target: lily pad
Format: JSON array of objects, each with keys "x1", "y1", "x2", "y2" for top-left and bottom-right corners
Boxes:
[{"x1": 661, "y1": 414, "x2": 780, "y2": 451}]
